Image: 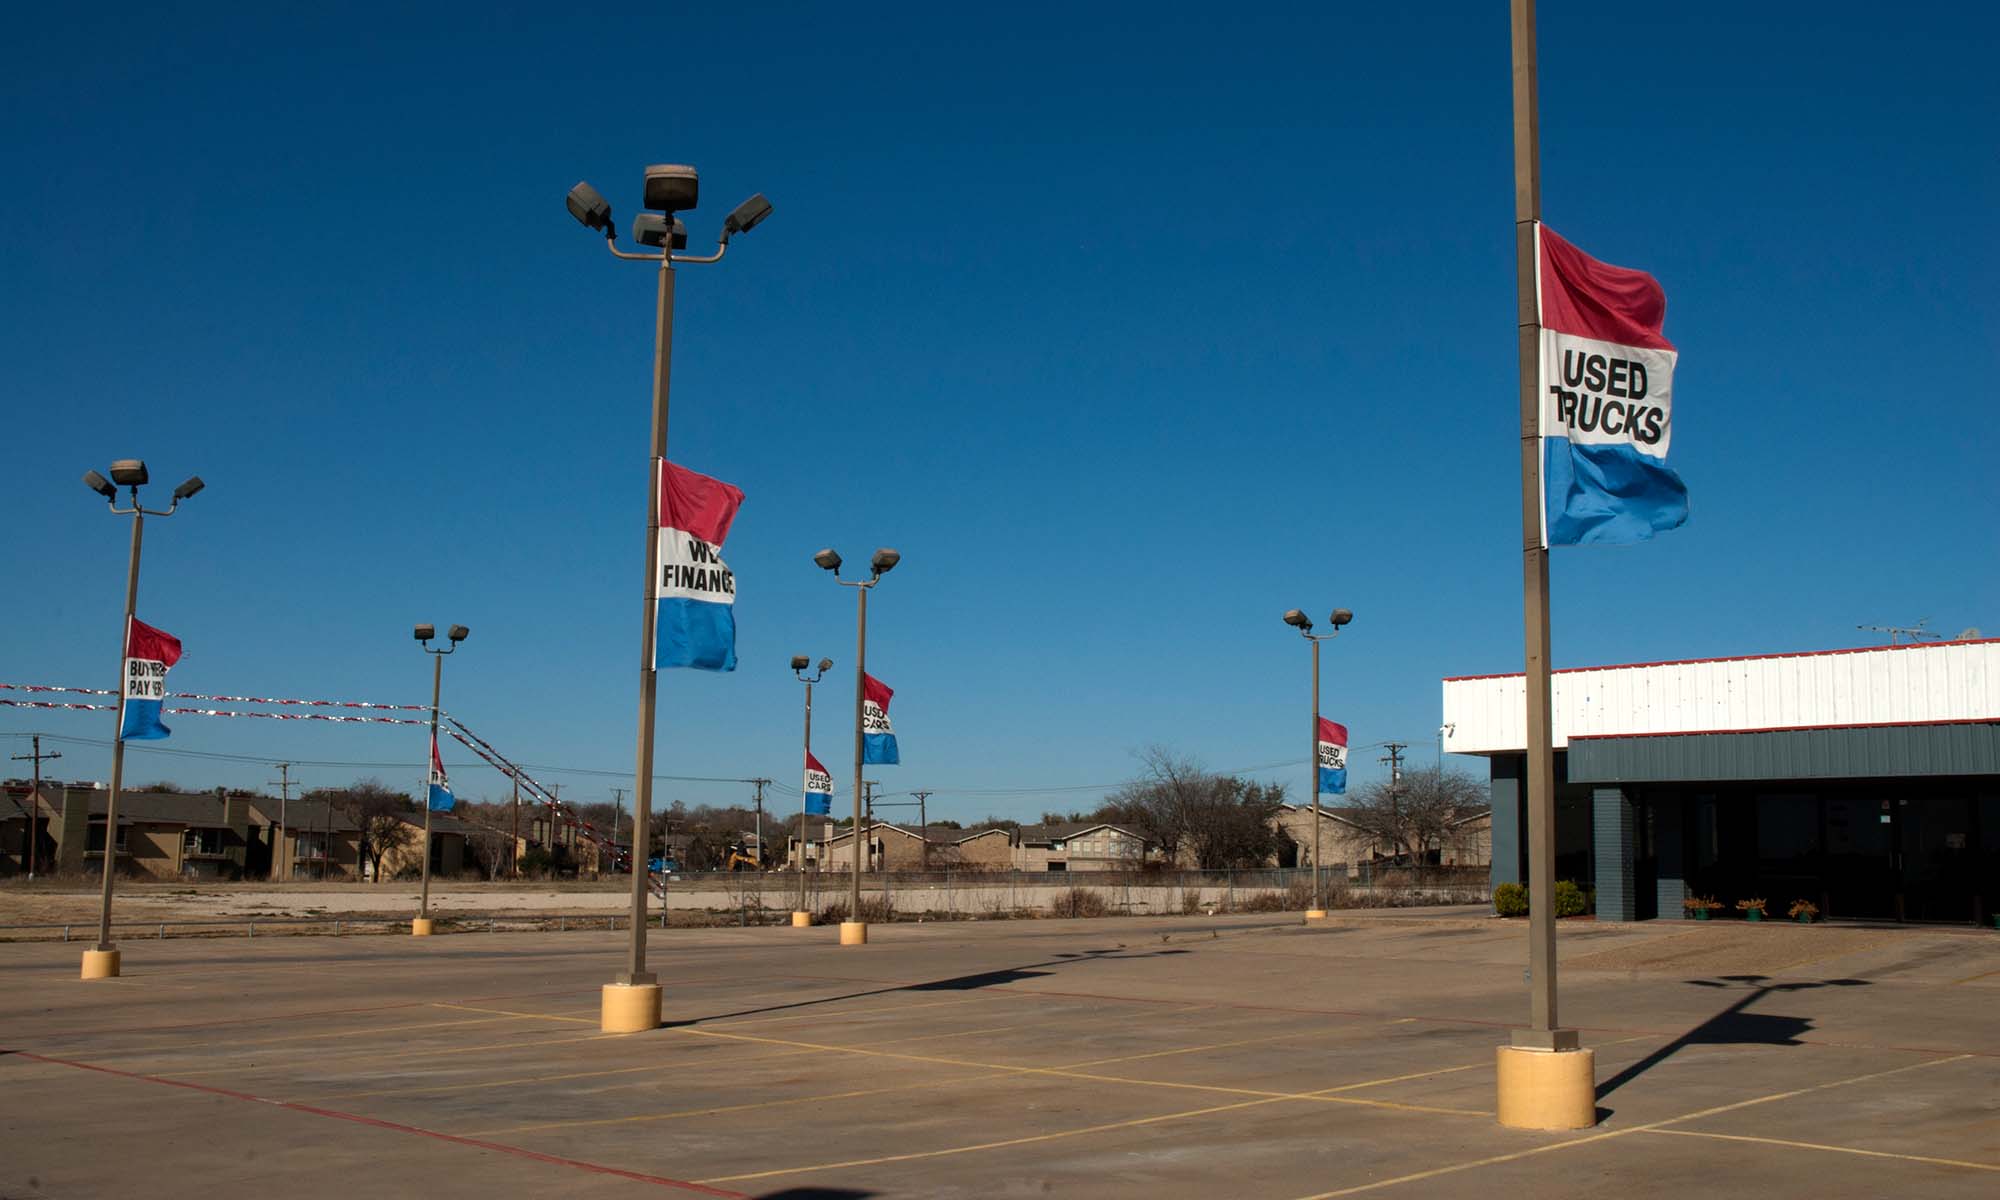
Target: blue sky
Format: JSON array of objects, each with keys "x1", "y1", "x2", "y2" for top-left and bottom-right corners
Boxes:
[{"x1": 4, "y1": 3, "x2": 1994, "y2": 819}]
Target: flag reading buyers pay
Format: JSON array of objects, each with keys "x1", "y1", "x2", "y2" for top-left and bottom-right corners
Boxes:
[
  {"x1": 1537, "y1": 225, "x2": 1689, "y2": 546},
  {"x1": 119, "y1": 617, "x2": 181, "y2": 741},
  {"x1": 655, "y1": 460, "x2": 745, "y2": 671}
]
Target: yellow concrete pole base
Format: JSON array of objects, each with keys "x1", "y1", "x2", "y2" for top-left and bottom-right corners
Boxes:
[
  {"x1": 80, "y1": 949, "x2": 121, "y2": 979},
  {"x1": 410, "y1": 918, "x2": 435, "y2": 937},
  {"x1": 791, "y1": 911, "x2": 813, "y2": 927},
  {"x1": 1304, "y1": 909, "x2": 1329, "y2": 920},
  {"x1": 601, "y1": 982, "x2": 663, "y2": 1033},
  {"x1": 839, "y1": 920, "x2": 868, "y2": 945},
  {"x1": 1495, "y1": 1045, "x2": 1598, "y2": 1130}
]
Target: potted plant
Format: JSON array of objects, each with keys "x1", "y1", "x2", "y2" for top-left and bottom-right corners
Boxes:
[
  {"x1": 1788, "y1": 899, "x2": 1819, "y2": 924},
  {"x1": 1683, "y1": 895, "x2": 1719, "y2": 921},
  {"x1": 1736, "y1": 897, "x2": 1767, "y2": 922}
]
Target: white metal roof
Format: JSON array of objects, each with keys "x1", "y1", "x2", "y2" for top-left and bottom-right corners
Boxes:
[{"x1": 1441, "y1": 639, "x2": 2000, "y2": 755}]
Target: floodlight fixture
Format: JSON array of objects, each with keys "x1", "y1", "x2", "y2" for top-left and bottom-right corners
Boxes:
[
  {"x1": 1330, "y1": 608, "x2": 1353, "y2": 628},
  {"x1": 791, "y1": 654, "x2": 811, "y2": 671},
  {"x1": 813, "y1": 548, "x2": 843, "y2": 573},
  {"x1": 723, "y1": 193, "x2": 773, "y2": 238},
  {"x1": 642, "y1": 164, "x2": 699, "y2": 214},
  {"x1": 633, "y1": 213, "x2": 689, "y2": 250},
  {"x1": 108, "y1": 460, "x2": 149, "y2": 487},
  {"x1": 566, "y1": 181, "x2": 613, "y2": 233},
  {"x1": 1283, "y1": 608, "x2": 1311, "y2": 630},
  {"x1": 870, "y1": 548, "x2": 901, "y2": 576},
  {"x1": 172, "y1": 476, "x2": 205, "y2": 501},
  {"x1": 83, "y1": 470, "x2": 116, "y2": 499},
  {"x1": 817, "y1": 657, "x2": 833, "y2": 672},
  {"x1": 414, "y1": 623, "x2": 436, "y2": 643},
  {"x1": 448, "y1": 624, "x2": 470, "y2": 643}
]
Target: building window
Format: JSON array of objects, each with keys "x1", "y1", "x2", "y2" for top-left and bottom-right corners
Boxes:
[
  {"x1": 186, "y1": 828, "x2": 226, "y2": 856},
  {"x1": 1047, "y1": 861, "x2": 1067, "y2": 872},
  {"x1": 86, "y1": 822, "x2": 128, "y2": 853}
]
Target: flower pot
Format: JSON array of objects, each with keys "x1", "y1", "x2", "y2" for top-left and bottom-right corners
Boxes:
[
  {"x1": 1744, "y1": 909, "x2": 1763, "y2": 922},
  {"x1": 1692, "y1": 909, "x2": 1709, "y2": 921},
  {"x1": 1794, "y1": 913, "x2": 1813, "y2": 924}
]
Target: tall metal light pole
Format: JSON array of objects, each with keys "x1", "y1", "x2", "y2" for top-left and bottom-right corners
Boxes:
[
  {"x1": 1282, "y1": 607, "x2": 1351, "y2": 918},
  {"x1": 812, "y1": 547, "x2": 901, "y2": 946},
  {"x1": 412, "y1": 623, "x2": 467, "y2": 934},
  {"x1": 566, "y1": 164, "x2": 773, "y2": 1033},
  {"x1": 1495, "y1": 0, "x2": 1595, "y2": 1131},
  {"x1": 791, "y1": 654, "x2": 831, "y2": 925},
  {"x1": 79, "y1": 459, "x2": 204, "y2": 980}
]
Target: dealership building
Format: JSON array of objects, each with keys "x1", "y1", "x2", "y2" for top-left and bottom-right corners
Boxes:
[{"x1": 1442, "y1": 638, "x2": 1999, "y2": 923}]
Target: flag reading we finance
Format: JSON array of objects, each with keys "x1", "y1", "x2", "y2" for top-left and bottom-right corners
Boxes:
[
  {"x1": 119, "y1": 617, "x2": 182, "y2": 741},
  {"x1": 861, "y1": 674, "x2": 899, "y2": 765},
  {"x1": 1538, "y1": 225, "x2": 1689, "y2": 546},
  {"x1": 1316, "y1": 718, "x2": 1348, "y2": 796},
  {"x1": 427, "y1": 733, "x2": 456, "y2": 812},
  {"x1": 655, "y1": 460, "x2": 745, "y2": 671},
  {"x1": 803, "y1": 751, "x2": 833, "y2": 816}
]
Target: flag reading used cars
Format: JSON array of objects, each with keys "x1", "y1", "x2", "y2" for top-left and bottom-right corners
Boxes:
[
  {"x1": 862, "y1": 674, "x2": 899, "y2": 765},
  {"x1": 804, "y1": 751, "x2": 833, "y2": 816}
]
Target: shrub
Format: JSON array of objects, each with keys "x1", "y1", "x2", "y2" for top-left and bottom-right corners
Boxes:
[
  {"x1": 1554, "y1": 880, "x2": 1589, "y2": 917},
  {"x1": 1050, "y1": 887, "x2": 1110, "y2": 919},
  {"x1": 1493, "y1": 882, "x2": 1529, "y2": 917},
  {"x1": 1734, "y1": 897, "x2": 1767, "y2": 913},
  {"x1": 815, "y1": 896, "x2": 892, "y2": 925}
]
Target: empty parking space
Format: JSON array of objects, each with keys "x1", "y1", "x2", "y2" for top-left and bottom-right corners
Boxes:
[{"x1": 3, "y1": 912, "x2": 1996, "y2": 1198}]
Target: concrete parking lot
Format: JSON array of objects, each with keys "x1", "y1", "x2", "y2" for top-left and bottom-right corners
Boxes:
[{"x1": 3, "y1": 910, "x2": 1996, "y2": 1198}]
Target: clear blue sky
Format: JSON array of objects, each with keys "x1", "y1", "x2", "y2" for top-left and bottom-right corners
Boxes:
[{"x1": 4, "y1": 2, "x2": 1994, "y2": 819}]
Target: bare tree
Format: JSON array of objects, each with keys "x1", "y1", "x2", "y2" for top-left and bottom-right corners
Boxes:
[
  {"x1": 1105, "y1": 748, "x2": 1286, "y2": 869},
  {"x1": 1339, "y1": 766, "x2": 1487, "y2": 866},
  {"x1": 310, "y1": 778, "x2": 416, "y2": 882}
]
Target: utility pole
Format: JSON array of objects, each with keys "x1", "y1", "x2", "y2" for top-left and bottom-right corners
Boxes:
[
  {"x1": 510, "y1": 774, "x2": 520, "y2": 880},
  {"x1": 10, "y1": 736, "x2": 60, "y2": 879},
  {"x1": 911, "y1": 790, "x2": 932, "y2": 872},
  {"x1": 863, "y1": 780, "x2": 877, "y2": 872},
  {"x1": 1380, "y1": 743, "x2": 1407, "y2": 865},
  {"x1": 266, "y1": 762, "x2": 293, "y2": 882}
]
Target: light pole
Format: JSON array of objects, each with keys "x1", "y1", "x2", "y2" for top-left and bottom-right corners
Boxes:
[
  {"x1": 567, "y1": 163, "x2": 773, "y2": 1034},
  {"x1": 791, "y1": 654, "x2": 832, "y2": 926},
  {"x1": 80, "y1": 459, "x2": 204, "y2": 979},
  {"x1": 813, "y1": 547, "x2": 900, "y2": 945},
  {"x1": 1282, "y1": 606, "x2": 1352, "y2": 919},
  {"x1": 412, "y1": 623, "x2": 467, "y2": 935}
]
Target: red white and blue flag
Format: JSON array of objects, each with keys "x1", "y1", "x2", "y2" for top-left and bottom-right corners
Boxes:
[
  {"x1": 1315, "y1": 718, "x2": 1347, "y2": 796},
  {"x1": 655, "y1": 460, "x2": 744, "y2": 672},
  {"x1": 862, "y1": 674, "x2": 898, "y2": 765},
  {"x1": 119, "y1": 617, "x2": 181, "y2": 741},
  {"x1": 1537, "y1": 225, "x2": 1689, "y2": 546},
  {"x1": 803, "y1": 751, "x2": 833, "y2": 816},
  {"x1": 427, "y1": 732, "x2": 455, "y2": 812}
]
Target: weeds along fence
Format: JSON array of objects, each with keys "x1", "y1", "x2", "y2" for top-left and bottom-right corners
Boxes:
[{"x1": 683, "y1": 865, "x2": 1491, "y2": 925}]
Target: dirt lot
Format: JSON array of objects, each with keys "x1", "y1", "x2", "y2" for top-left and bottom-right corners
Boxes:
[{"x1": 3, "y1": 909, "x2": 1995, "y2": 1198}]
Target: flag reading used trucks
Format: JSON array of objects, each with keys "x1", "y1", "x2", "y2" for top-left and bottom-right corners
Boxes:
[{"x1": 1537, "y1": 225, "x2": 1689, "y2": 546}]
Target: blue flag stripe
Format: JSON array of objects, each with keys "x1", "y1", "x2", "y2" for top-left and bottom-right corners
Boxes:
[
  {"x1": 1544, "y1": 439, "x2": 1688, "y2": 546},
  {"x1": 656, "y1": 598, "x2": 737, "y2": 672}
]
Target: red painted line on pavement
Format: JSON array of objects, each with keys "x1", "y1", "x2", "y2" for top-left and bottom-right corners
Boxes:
[{"x1": 6, "y1": 1049, "x2": 750, "y2": 1197}]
